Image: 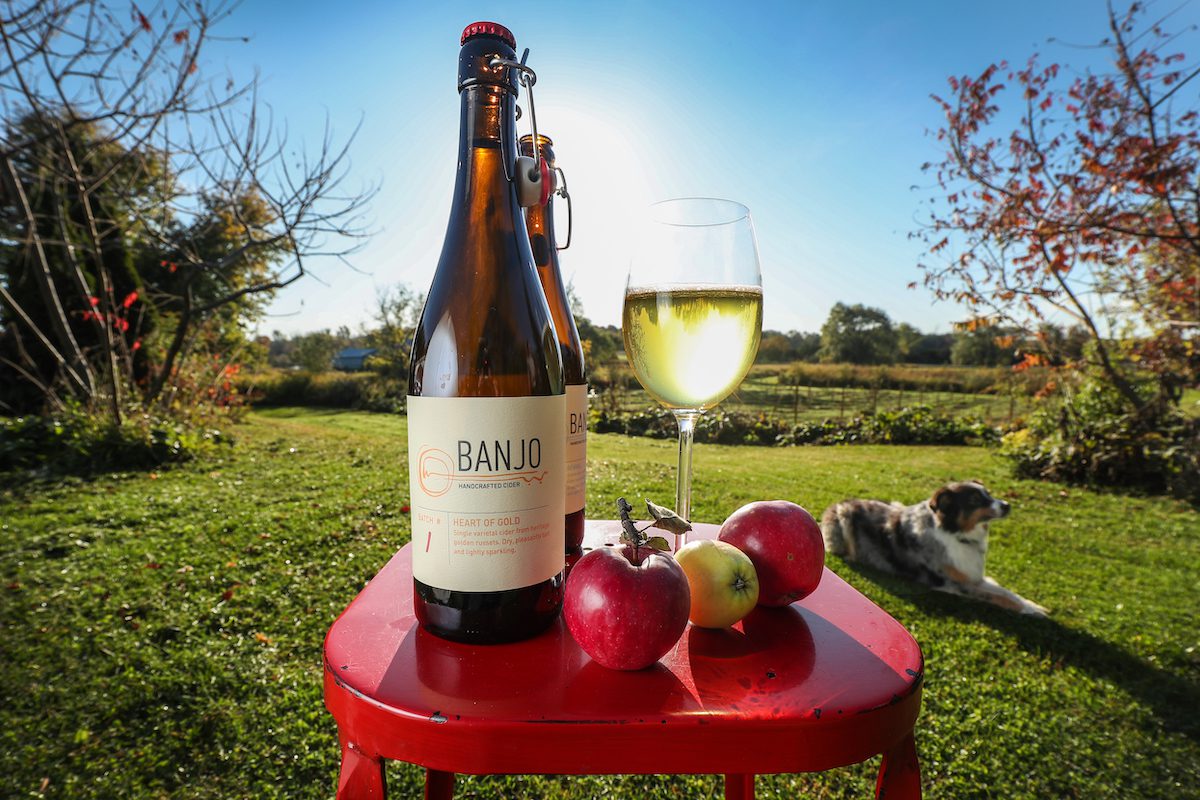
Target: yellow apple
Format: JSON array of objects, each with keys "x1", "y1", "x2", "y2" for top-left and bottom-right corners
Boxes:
[{"x1": 674, "y1": 540, "x2": 760, "y2": 628}]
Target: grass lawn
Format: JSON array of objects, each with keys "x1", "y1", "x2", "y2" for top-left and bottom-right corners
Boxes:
[{"x1": 1, "y1": 408, "x2": 1197, "y2": 798}]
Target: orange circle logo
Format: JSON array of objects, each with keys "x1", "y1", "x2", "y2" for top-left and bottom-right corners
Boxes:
[{"x1": 417, "y1": 447, "x2": 455, "y2": 497}]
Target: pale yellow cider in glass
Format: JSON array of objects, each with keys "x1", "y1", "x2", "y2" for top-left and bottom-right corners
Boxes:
[{"x1": 622, "y1": 285, "x2": 763, "y2": 410}]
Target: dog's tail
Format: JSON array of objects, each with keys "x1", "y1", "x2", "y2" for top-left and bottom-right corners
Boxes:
[{"x1": 820, "y1": 504, "x2": 849, "y2": 557}]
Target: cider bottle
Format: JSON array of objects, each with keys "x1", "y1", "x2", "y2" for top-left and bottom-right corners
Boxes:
[
  {"x1": 407, "y1": 22, "x2": 565, "y2": 644},
  {"x1": 519, "y1": 134, "x2": 587, "y2": 564}
]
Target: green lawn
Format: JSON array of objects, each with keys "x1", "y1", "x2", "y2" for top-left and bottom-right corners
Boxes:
[{"x1": 2, "y1": 408, "x2": 1197, "y2": 798}]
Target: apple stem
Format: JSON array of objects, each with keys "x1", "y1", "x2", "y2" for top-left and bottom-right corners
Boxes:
[{"x1": 617, "y1": 497, "x2": 643, "y2": 563}]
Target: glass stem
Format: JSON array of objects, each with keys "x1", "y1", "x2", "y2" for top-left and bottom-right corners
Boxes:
[{"x1": 673, "y1": 411, "x2": 699, "y2": 551}]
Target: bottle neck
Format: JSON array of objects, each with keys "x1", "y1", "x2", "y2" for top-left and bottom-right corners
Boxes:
[
  {"x1": 524, "y1": 191, "x2": 556, "y2": 263},
  {"x1": 523, "y1": 171, "x2": 584, "y2": 380},
  {"x1": 451, "y1": 84, "x2": 521, "y2": 225}
]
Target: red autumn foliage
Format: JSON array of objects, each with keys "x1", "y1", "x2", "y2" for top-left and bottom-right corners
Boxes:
[
  {"x1": 916, "y1": 2, "x2": 1200, "y2": 411},
  {"x1": 1013, "y1": 353, "x2": 1047, "y2": 372}
]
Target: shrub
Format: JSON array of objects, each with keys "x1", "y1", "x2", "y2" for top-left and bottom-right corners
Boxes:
[
  {"x1": 591, "y1": 404, "x2": 1000, "y2": 448},
  {"x1": 1001, "y1": 377, "x2": 1200, "y2": 503},
  {"x1": 0, "y1": 406, "x2": 229, "y2": 477},
  {"x1": 784, "y1": 405, "x2": 1000, "y2": 446},
  {"x1": 237, "y1": 370, "x2": 405, "y2": 413}
]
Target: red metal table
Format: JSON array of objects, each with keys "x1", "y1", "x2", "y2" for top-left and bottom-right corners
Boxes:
[{"x1": 324, "y1": 521, "x2": 924, "y2": 799}]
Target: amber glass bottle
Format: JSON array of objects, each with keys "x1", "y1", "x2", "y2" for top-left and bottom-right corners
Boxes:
[
  {"x1": 519, "y1": 134, "x2": 587, "y2": 563},
  {"x1": 407, "y1": 22, "x2": 566, "y2": 644}
]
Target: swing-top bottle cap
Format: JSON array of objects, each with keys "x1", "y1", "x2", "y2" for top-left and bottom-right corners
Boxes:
[{"x1": 461, "y1": 21, "x2": 515, "y2": 49}]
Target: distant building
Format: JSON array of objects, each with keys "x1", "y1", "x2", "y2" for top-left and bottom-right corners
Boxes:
[{"x1": 332, "y1": 347, "x2": 377, "y2": 372}]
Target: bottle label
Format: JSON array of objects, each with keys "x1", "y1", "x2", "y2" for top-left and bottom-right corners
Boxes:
[
  {"x1": 566, "y1": 384, "x2": 587, "y2": 514},
  {"x1": 407, "y1": 395, "x2": 566, "y2": 592}
]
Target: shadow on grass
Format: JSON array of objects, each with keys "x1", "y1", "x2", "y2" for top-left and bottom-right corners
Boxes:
[
  {"x1": 0, "y1": 462, "x2": 170, "y2": 494},
  {"x1": 251, "y1": 405, "x2": 351, "y2": 417},
  {"x1": 838, "y1": 561, "x2": 1200, "y2": 744}
]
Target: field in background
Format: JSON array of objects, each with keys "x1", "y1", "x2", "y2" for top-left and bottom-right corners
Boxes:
[
  {"x1": 593, "y1": 361, "x2": 1045, "y2": 425},
  {"x1": 236, "y1": 362, "x2": 1200, "y2": 426},
  {"x1": 2, "y1": 408, "x2": 1196, "y2": 799},
  {"x1": 240, "y1": 362, "x2": 1049, "y2": 425}
]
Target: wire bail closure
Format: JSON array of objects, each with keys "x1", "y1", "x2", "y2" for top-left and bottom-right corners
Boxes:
[
  {"x1": 492, "y1": 48, "x2": 547, "y2": 207},
  {"x1": 555, "y1": 167, "x2": 572, "y2": 250}
]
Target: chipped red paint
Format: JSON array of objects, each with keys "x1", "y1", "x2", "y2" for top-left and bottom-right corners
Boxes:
[{"x1": 324, "y1": 521, "x2": 924, "y2": 798}]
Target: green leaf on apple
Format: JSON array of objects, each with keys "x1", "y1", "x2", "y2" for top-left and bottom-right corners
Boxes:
[
  {"x1": 644, "y1": 536, "x2": 672, "y2": 552},
  {"x1": 645, "y1": 500, "x2": 692, "y2": 536},
  {"x1": 618, "y1": 498, "x2": 687, "y2": 560}
]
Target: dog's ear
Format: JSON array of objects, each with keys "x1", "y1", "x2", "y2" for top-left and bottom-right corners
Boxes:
[{"x1": 930, "y1": 487, "x2": 960, "y2": 532}]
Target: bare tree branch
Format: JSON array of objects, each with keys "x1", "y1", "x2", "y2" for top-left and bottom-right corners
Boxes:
[{"x1": 1, "y1": 0, "x2": 374, "y2": 415}]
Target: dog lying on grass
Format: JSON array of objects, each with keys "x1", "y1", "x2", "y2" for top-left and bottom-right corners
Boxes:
[{"x1": 820, "y1": 481, "x2": 1049, "y2": 617}]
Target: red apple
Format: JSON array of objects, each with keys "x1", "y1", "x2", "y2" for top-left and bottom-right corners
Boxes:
[
  {"x1": 563, "y1": 544, "x2": 691, "y2": 671},
  {"x1": 718, "y1": 500, "x2": 824, "y2": 607},
  {"x1": 674, "y1": 539, "x2": 759, "y2": 628}
]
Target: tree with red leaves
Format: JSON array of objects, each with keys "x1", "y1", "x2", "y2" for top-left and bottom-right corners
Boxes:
[
  {"x1": 917, "y1": 1, "x2": 1199, "y2": 414},
  {"x1": 0, "y1": 1, "x2": 372, "y2": 422}
]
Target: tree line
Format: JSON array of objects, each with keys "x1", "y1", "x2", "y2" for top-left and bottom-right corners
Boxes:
[
  {"x1": 758, "y1": 302, "x2": 1090, "y2": 367},
  {"x1": 261, "y1": 296, "x2": 1092, "y2": 375}
]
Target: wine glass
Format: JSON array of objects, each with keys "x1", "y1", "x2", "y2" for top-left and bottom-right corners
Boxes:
[{"x1": 622, "y1": 198, "x2": 763, "y2": 549}]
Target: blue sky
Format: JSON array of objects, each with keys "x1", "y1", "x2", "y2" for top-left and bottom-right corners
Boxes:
[{"x1": 202, "y1": 0, "x2": 1178, "y2": 336}]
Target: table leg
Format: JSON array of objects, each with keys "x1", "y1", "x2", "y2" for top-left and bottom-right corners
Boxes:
[
  {"x1": 875, "y1": 731, "x2": 921, "y2": 799},
  {"x1": 424, "y1": 769, "x2": 455, "y2": 800},
  {"x1": 724, "y1": 773, "x2": 755, "y2": 799},
  {"x1": 337, "y1": 732, "x2": 386, "y2": 799}
]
